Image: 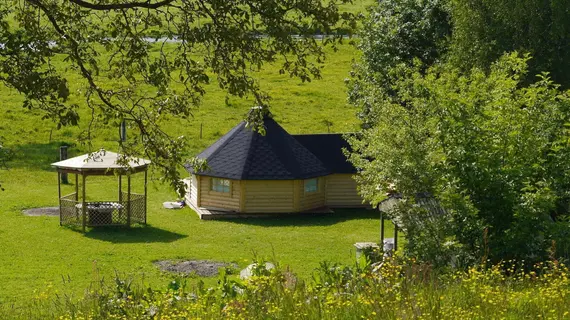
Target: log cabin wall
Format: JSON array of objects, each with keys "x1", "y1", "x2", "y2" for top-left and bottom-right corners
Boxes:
[
  {"x1": 243, "y1": 180, "x2": 295, "y2": 213},
  {"x1": 299, "y1": 177, "x2": 326, "y2": 211},
  {"x1": 325, "y1": 174, "x2": 365, "y2": 207},
  {"x1": 183, "y1": 175, "x2": 200, "y2": 207},
  {"x1": 199, "y1": 176, "x2": 241, "y2": 211}
]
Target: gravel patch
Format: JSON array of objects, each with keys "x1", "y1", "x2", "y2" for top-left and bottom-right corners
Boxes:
[
  {"x1": 155, "y1": 260, "x2": 237, "y2": 277},
  {"x1": 23, "y1": 207, "x2": 60, "y2": 216}
]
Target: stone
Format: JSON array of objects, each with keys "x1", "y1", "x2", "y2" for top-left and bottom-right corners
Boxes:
[
  {"x1": 239, "y1": 262, "x2": 275, "y2": 279},
  {"x1": 383, "y1": 238, "x2": 395, "y2": 257},
  {"x1": 354, "y1": 242, "x2": 380, "y2": 261}
]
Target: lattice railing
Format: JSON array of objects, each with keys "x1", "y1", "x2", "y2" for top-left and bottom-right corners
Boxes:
[
  {"x1": 124, "y1": 192, "x2": 146, "y2": 225},
  {"x1": 83, "y1": 201, "x2": 127, "y2": 226},
  {"x1": 60, "y1": 193, "x2": 80, "y2": 226},
  {"x1": 59, "y1": 192, "x2": 146, "y2": 228}
]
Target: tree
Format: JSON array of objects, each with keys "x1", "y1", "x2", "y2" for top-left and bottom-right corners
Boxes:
[
  {"x1": 0, "y1": 0, "x2": 355, "y2": 194},
  {"x1": 348, "y1": 54, "x2": 570, "y2": 265},
  {"x1": 346, "y1": 0, "x2": 450, "y2": 128},
  {"x1": 448, "y1": 0, "x2": 570, "y2": 88}
]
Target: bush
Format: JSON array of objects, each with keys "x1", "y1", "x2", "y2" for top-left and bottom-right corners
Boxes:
[
  {"x1": 7, "y1": 258, "x2": 570, "y2": 319},
  {"x1": 349, "y1": 54, "x2": 570, "y2": 266}
]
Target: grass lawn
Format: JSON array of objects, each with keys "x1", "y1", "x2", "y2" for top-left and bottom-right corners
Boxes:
[
  {"x1": 0, "y1": 165, "x2": 391, "y2": 309},
  {"x1": 0, "y1": 40, "x2": 398, "y2": 311}
]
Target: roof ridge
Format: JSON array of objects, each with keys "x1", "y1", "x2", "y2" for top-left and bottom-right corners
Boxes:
[
  {"x1": 201, "y1": 121, "x2": 245, "y2": 161},
  {"x1": 266, "y1": 118, "x2": 328, "y2": 178},
  {"x1": 240, "y1": 127, "x2": 256, "y2": 180},
  {"x1": 292, "y1": 133, "x2": 354, "y2": 136}
]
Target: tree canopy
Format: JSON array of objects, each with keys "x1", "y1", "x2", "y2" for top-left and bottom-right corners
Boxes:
[
  {"x1": 348, "y1": 0, "x2": 570, "y2": 266},
  {"x1": 449, "y1": 0, "x2": 570, "y2": 87},
  {"x1": 0, "y1": 0, "x2": 355, "y2": 194},
  {"x1": 347, "y1": 0, "x2": 450, "y2": 128},
  {"x1": 349, "y1": 53, "x2": 570, "y2": 265}
]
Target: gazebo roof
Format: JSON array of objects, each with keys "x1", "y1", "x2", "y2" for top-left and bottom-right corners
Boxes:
[{"x1": 51, "y1": 149, "x2": 151, "y2": 174}]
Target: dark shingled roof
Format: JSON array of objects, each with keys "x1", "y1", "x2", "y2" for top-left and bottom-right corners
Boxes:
[
  {"x1": 187, "y1": 115, "x2": 331, "y2": 180},
  {"x1": 293, "y1": 134, "x2": 356, "y2": 174}
]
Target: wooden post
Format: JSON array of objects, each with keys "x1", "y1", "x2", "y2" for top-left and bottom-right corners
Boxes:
[
  {"x1": 118, "y1": 174, "x2": 123, "y2": 221},
  {"x1": 144, "y1": 169, "x2": 148, "y2": 224},
  {"x1": 82, "y1": 174, "x2": 86, "y2": 232},
  {"x1": 196, "y1": 176, "x2": 201, "y2": 207},
  {"x1": 118, "y1": 174, "x2": 122, "y2": 203},
  {"x1": 58, "y1": 172, "x2": 62, "y2": 226},
  {"x1": 380, "y1": 210, "x2": 385, "y2": 245},
  {"x1": 75, "y1": 174, "x2": 79, "y2": 221},
  {"x1": 60, "y1": 146, "x2": 68, "y2": 184},
  {"x1": 394, "y1": 224, "x2": 399, "y2": 251},
  {"x1": 120, "y1": 120, "x2": 127, "y2": 142},
  {"x1": 199, "y1": 123, "x2": 203, "y2": 139},
  {"x1": 127, "y1": 174, "x2": 131, "y2": 227}
]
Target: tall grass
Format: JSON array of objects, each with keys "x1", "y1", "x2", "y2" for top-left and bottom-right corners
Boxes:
[{"x1": 7, "y1": 257, "x2": 569, "y2": 319}]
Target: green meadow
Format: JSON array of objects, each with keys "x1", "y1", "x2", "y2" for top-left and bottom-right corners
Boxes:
[{"x1": 0, "y1": 41, "x2": 395, "y2": 313}]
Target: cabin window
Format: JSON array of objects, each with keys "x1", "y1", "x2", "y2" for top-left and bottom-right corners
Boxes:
[
  {"x1": 304, "y1": 178, "x2": 318, "y2": 193},
  {"x1": 211, "y1": 178, "x2": 230, "y2": 193}
]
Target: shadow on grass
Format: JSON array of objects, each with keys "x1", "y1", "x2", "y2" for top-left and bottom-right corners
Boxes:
[
  {"x1": 83, "y1": 225, "x2": 187, "y2": 243},
  {"x1": 222, "y1": 208, "x2": 379, "y2": 227},
  {"x1": 7, "y1": 141, "x2": 74, "y2": 171}
]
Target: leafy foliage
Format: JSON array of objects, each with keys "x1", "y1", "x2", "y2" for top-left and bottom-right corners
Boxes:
[
  {"x1": 10, "y1": 258, "x2": 570, "y2": 319},
  {"x1": 347, "y1": 0, "x2": 450, "y2": 128},
  {"x1": 0, "y1": 0, "x2": 356, "y2": 194},
  {"x1": 348, "y1": 54, "x2": 570, "y2": 265},
  {"x1": 448, "y1": 0, "x2": 570, "y2": 88}
]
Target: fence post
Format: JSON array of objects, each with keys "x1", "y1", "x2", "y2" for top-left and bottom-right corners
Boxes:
[
  {"x1": 60, "y1": 146, "x2": 68, "y2": 184},
  {"x1": 127, "y1": 175, "x2": 131, "y2": 227}
]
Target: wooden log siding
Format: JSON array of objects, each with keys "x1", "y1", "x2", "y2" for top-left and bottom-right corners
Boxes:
[
  {"x1": 190, "y1": 175, "x2": 199, "y2": 206},
  {"x1": 300, "y1": 177, "x2": 326, "y2": 211},
  {"x1": 183, "y1": 175, "x2": 199, "y2": 207},
  {"x1": 325, "y1": 174, "x2": 365, "y2": 207},
  {"x1": 199, "y1": 176, "x2": 241, "y2": 211},
  {"x1": 244, "y1": 180, "x2": 295, "y2": 213},
  {"x1": 183, "y1": 178, "x2": 192, "y2": 204}
]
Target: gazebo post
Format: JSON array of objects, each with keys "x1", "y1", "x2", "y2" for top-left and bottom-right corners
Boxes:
[
  {"x1": 57, "y1": 172, "x2": 62, "y2": 226},
  {"x1": 144, "y1": 169, "x2": 148, "y2": 224},
  {"x1": 394, "y1": 224, "x2": 398, "y2": 251},
  {"x1": 127, "y1": 174, "x2": 131, "y2": 227},
  {"x1": 75, "y1": 174, "x2": 79, "y2": 221},
  {"x1": 82, "y1": 174, "x2": 87, "y2": 232},
  {"x1": 380, "y1": 210, "x2": 385, "y2": 245},
  {"x1": 118, "y1": 174, "x2": 122, "y2": 202}
]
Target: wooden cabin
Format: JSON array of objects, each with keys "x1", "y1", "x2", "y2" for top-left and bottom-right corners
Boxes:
[{"x1": 183, "y1": 113, "x2": 366, "y2": 217}]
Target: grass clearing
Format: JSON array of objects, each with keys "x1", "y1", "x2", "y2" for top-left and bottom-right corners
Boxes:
[{"x1": 0, "y1": 41, "x2": 393, "y2": 311}]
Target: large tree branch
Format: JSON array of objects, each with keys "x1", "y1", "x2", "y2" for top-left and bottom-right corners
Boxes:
[
  {"x1": 27, "y1": 0, "x2": 112, "y2": 106},
  {"x1": 68, "y1": 0, "x2": 176, "y2": 10}
]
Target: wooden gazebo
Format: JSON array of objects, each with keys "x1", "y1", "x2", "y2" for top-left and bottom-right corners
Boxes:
[
  {"x1": 378, "y1": 193, "x2": 447, "y2": 251},
  {"x1": 51, "y1": 149, "x2": 151, "y2": 231}
]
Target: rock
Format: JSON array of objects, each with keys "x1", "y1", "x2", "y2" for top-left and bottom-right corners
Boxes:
[
  {"x1": 354, "y1": 242, "x2": 380, "y2": 261},
  {"x1": 383, "y1": 238, "x2": 395, "y2": 257},
  {"x1": 239, "y1": 262, "x2": 275, "y2": 279}
]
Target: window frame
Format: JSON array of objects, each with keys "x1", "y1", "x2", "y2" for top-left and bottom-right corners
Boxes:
[
  {"x1": 304, "y1": 178, "x2": 319, "y2": 193},
  {"x1": 211, "y1": 177, "x2": 231, "y2": 194}
]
